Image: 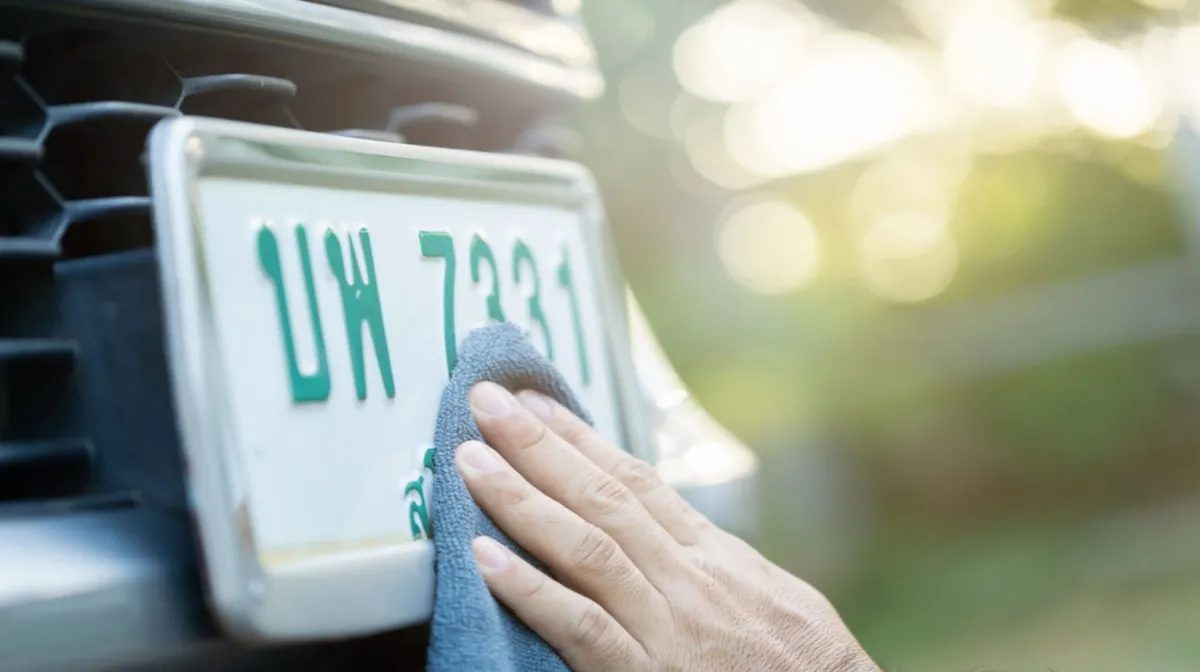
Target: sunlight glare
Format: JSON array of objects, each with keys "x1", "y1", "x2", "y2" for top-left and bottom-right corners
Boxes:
[
  {"x1": 942, "y1": 2, "x2": 1048, "y2": 109},
  {"x1": 1056, "y1": 39, "x2": 1159, "y2": 139},
  {"x1": 672, "y1": 0, "x2": 812, "y2": 103},
  {"x1": 904, "y1": 0, "x2": 1052, "y2": 40},
  {"x1": 1172, "y1": 26, "x2": 1200, "y2": 129},
  {"x1": 551, "y1": 0, "x2": 581, "y2": 16},
  {"x1": 727, "y1": 34, "x2": 936, "y2": 177}
]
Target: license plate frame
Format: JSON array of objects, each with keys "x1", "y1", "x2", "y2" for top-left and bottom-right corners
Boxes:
[{"x1": 147, "y1": 117, "x2": 650, "y2": 642}]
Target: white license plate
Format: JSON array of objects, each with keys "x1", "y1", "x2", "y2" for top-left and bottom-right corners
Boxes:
[{"x1": 148, "y1": 118, "x2": 646, "y2": 642}]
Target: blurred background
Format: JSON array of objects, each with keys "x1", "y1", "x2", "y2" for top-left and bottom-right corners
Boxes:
[{"x1": 573, "y1": 0, "x2": 1200, "y2": 669}]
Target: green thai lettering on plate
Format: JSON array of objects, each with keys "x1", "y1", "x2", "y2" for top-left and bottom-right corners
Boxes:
[
  {"x1": 324, "y1": 228, "x2": 396, "y2": 401},
  {"x1": 470, "y1": 234, "x2": 506, "y2": 324},
  {"x1": 405, "y1": 475, "x2": 430, "y2": 540},
  {"x1": 557, "y1": 245, "x2": 590, "y2": 386},
  {"x1": 256, "y1": 223, "x2": 332, "y2": 403},
  {"x1": 420, "y1": 230, "x2": 457, "y2": 374},
  {"x1": 405, "y1": 447, "x2": 437, "y2": 540},
  {"x1": 512, "y1": 239, "x2": 553, "y2": 361}
]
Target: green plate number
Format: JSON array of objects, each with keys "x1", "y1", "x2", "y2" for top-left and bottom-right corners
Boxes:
[
  {"x1": 470, "y1": 234, "x2": 506, "y2": 324},
  {"x1": 420, "y1": 230, "x2": 457, "y2": 374},
  {"x1": 512, "y1": 239, "x2": 553, "y2": 361},
  {"x1": 418, "y1": 231, "x2": 596, "y2": 382},
  {"x1": 558, "y1": 245, "x2": 590, "y2": 386}
]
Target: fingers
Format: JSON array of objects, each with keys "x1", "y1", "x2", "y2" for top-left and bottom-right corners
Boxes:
[
  {"x1": 468, "y1": 383, "x2": 684, "y2": 580},
  {"x1": 471, "y1": 537, "x2": 649, "y2": 672},
  {"x1": 514, "y1": 389, "x2": 714, "y2": 546},
  {"x1": 455, "y1": 440, "x2": 666, "y2": 633}
]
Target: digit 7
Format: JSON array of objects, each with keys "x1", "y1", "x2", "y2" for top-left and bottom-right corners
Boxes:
[{"x1": 420, "y1": 230, "x2": 457, "y2": 374}]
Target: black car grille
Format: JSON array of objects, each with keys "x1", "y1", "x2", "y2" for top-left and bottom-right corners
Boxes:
[{"x1": 0, "y1": 8, "x2": 576, "y2": 513}]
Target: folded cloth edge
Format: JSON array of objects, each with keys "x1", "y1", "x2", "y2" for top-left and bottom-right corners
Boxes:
[{"x1": 426, "y1": 323, "x2": 589, "y2": 672}]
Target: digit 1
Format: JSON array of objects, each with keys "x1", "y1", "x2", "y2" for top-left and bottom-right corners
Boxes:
[
  {"x1": 420, "y1": 230, "x2": 457, "y2": 374},
  {"x1": 557, "y1": 245, "x2": 590, "y2": 386}
]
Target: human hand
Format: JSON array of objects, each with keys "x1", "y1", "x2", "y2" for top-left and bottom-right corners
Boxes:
[{"x1": 455, "y1": 381, "x2": 879, "y2": 672}]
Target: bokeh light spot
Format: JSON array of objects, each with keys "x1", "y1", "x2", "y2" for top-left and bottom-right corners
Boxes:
[
  {"x1": 684, "y1": 117, "x2": 764, "y2": 190},
  {"x1": 672, "y1": 0, "x2": 812, "y2": 103},
  {"x1": 717, "y1": 198, "x2": 821, "y2": 295},
  {"x1": 1056, "y1": 39, "x2": 1159, "y2": 139},
  {"x1": 551, "y1": 0, "x2": 581, "y2": 16},
  {"x1": 728, "y1": 34, "x2": 937, "y2": 177},
  {"x1": 860, "y1": 211, "x2": 958, "y2": 302},
  {"x1": 850, "y1": 148, "x2": 971, "y2": 231},
  {"x1": 942, "y1": 3, "x2": 1047, "y2": 109}
]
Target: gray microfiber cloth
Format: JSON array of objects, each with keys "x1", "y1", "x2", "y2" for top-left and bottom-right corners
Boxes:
[{"x1": 426, "y1": 323, "x2": 588, "y2": 672}]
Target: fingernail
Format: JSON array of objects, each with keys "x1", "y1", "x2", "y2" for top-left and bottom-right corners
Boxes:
[
  {"x1": 457, "y1": 440, "x2": 504, "y2": 473},
  {"x1": 473, "y1": 536, "x2": 510, "y2": 572},
  {"x1": 516, "y1": 391, "x2": 554, "y2": 421},
  {"x1": 470, "y1": 382, "x2": 514, "y2": 419}
]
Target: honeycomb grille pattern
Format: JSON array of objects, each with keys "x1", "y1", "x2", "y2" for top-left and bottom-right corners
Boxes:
[{"x1": 0, "y1": 11, "x2": 571, "y2": 511}]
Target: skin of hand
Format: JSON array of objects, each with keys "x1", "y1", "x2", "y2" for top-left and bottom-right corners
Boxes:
[{"x1": 455, "y1": 381, "x2": 879, "y2": 672}]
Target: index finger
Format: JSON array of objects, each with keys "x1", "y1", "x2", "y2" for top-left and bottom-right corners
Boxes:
[
  {"x1": 468, "y1": 382, "x2": 683, "y2": 583},
  {"x1": 515, "y1": 390, "x2": 714, "y2": 546}
]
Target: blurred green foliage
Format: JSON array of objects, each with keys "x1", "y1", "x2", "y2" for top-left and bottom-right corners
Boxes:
[
  {"x1": 579, "y1": 0, "x2": 1200, "y2": 667},
  {"x1": 946, "y1": 149, "x2": 1181, "y2": 301}
]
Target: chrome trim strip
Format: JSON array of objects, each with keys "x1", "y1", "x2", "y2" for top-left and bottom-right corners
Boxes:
[
  {"x1": 22, "y1": 0, "x2": 604, "y2": 101},
  {"x1": 678, "y1": 472, "x2": 758, "y2": 541},
  {"x1": 315, "y1": 0, "x2": 596, "y2": 68},
  {"x1": 0, "y1": 507, "x2": 427, "y2": 671},
  {"x1": 0, "y1": 509, "x2": 213, "y2": 672}
]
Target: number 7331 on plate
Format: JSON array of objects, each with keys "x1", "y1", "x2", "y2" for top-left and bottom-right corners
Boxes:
[{"x1": 255, "y1": 223, "x2": 595, "y2": 405}]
